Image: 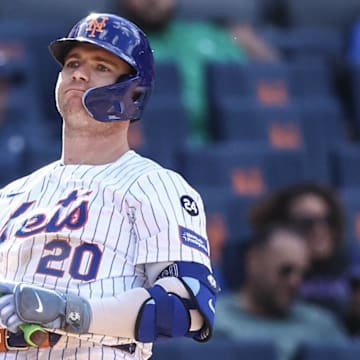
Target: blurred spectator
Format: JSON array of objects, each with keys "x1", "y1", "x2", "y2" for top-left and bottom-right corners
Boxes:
[
  {"x1": 117, "y1": 0, "x2": 280, "y2": 145},
  {"x1": 248, "y1": 182, "x2": 349, "y2": 316},
  {"x1": 213, "y1": 224, "x2": 347, "y2": 360},
  {"x1": 229, "y1": 23, "x2": 281, "y2": 62}
]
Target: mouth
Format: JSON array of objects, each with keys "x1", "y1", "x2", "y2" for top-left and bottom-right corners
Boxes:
[{"x1": 66, "y1": 88, "x2": 86, "y2": 95}]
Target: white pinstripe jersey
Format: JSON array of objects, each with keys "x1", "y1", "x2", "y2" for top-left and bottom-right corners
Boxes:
[{"x1": 0, "y1": 150, "x2": 212, "y2": 360}]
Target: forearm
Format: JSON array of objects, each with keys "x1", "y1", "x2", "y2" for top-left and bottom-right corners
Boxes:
[
  {"x1": 88, "y1": 287, "x2": 149, "y2": 339},
  {"x1": 88, "y1": 278, "x2": 203, "y2": 339}
]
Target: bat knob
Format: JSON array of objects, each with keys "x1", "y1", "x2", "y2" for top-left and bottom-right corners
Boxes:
[{"x1": 19, "y1": 324, "x2": 48, "y2": 347}]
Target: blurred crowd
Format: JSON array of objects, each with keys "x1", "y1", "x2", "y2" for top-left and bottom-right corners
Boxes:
[{"x1": 2, "y1": 0, "x2": 360, "y2": 359}]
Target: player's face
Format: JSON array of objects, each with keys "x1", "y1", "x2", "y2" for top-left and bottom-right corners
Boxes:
[{"x1": 55, "y1": 43, "x2": 132, "y2": 125}]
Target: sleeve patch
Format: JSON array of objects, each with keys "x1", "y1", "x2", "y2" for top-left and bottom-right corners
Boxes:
[
  {"x1": 179, "y1": 226, "x2": 209, "y2": 256},
  {"x1": 180, "y1": 195, "x2": 199, "y2": 216}
]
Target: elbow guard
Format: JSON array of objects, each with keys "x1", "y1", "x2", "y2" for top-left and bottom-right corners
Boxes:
[
  {"x1": 135, "y1": 262, "x2": 220, "y2": 343},
  {"x1": 135, "y1": 285, "x2": 193, "y2": 342}
]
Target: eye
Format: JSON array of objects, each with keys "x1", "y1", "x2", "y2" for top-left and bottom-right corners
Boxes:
[
  {"x1": 96, "y1": 63, "x2": 111, "y2": 72},
  {"x1": 64, "y1": 59, "x2": 80, "y2": 68}
]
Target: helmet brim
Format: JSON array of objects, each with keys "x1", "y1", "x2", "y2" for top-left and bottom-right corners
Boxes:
[{"x1": 49, "y1": 38, "x2": 136, "y2": 70}]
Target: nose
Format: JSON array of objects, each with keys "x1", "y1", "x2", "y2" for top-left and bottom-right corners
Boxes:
[{"x1": 71, "y1": 66, "x2": 89, "y2": 82}]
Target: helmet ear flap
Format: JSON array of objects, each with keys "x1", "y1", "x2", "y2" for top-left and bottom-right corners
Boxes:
[
  {"x1": 117, "y1": 73, "x2": 135, "y2": 83},
  {"x1": 83, "y1": 76, "x2": 151, "y2": 122}
]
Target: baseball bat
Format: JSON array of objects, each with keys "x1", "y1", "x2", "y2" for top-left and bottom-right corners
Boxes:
[
  {"x1": 0, "y1": 292, "x2": 47, "y2": 347},
  {"x1": 19, "y1": 323, "x2": 47, "y2": 347}
]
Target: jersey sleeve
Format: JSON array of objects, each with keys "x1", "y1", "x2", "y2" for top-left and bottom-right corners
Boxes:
[{"x1": 126, "y1": 169, "x2": 211, "y2": 269}]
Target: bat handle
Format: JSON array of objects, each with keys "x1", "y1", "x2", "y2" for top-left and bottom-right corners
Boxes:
[
  {"x1": 19, "y1": 323, "x2": 47, "y2": 347},
  {"x1": 0, "y1": 292, "x2": 47, "y2": 347}
]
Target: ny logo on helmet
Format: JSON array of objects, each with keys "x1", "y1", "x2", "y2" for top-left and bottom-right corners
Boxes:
[{"x1": 86, "y1": 16, "x2": 109, "y2": 38}]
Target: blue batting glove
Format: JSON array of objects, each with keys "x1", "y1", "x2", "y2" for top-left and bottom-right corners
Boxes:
[{"x1": 0, "y1": 293, "x2": 22, "y2": 333}]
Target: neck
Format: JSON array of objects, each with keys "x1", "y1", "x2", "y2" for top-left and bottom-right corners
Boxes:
[
  {"x1": 238, "y1": 286, "x2": 274, "y2": 317},
  {"x1": 238, "y1": 286, "x2": 289, "y2": 319},
  {"x1": 238, "y1": 288, "x2": 262, "y2": 316},
  {"x1": 62, "y1": 125, "x2": 130, "y2": 165}
]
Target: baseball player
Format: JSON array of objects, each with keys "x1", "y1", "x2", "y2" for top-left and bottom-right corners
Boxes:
[{"x1": 0, "y1": 13, "x2": 219, "y2": 360}]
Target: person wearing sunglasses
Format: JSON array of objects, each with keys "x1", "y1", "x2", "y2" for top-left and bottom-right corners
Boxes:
[
  {"x1": 248, "y1": 182, "x2": 349, "y2": 317},
  {"x1": 213, "y1": 224, "x2": 347, "y2": 360}
]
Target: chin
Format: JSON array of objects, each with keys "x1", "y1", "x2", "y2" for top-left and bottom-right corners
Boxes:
[
  {"x1": 268, "y1": 299, "x2": 292, "y2": 317},
  {"x1": 271, "y1": 305, "x2": 290, "y2": 318}
]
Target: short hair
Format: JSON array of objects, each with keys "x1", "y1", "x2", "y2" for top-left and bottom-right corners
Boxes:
[{"x1": 244, "y1": 223, "x2": 305, "y2": 254}]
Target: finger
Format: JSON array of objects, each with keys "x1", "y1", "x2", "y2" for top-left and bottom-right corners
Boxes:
[
  {"x1": 0, "y1": 282, "x2": 16, "y2": 294},
  {"x1": 0, "y1": 294, "x2": 13, "y2": 307},
  {"x1": 0, "y1": 304, "x2": 16, "y2": 326},
  {"x1": 0, "y1": 294, "x2": 15, "y2": 324},
  {"x1": 7, "y1": 313, "x2": 22, "y2": 334}
]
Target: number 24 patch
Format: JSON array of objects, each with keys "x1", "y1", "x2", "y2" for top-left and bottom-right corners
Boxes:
[{"x1": 180, "y1": 195, "x2": 199, "y2": 216}]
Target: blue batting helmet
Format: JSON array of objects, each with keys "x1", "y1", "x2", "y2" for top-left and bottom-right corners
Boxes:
[{"x1": 49, "y1": 13, "x2": 155, "y2": 122}]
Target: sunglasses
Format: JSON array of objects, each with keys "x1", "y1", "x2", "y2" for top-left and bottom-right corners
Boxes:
[
  {"x1": 278, "y1": 263, "x2": 306, "y2": 279},
  {"x1": 290, "y1": 213, "x2": 334, "y2": 233}
]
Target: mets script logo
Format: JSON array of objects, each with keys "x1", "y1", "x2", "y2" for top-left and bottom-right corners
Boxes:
[
  {"x1": 86, "y1": 16, "x2": 109, "y2": 38},
  {"x1": 0, "y1": 188, "x2": 92, "y2": 242}
]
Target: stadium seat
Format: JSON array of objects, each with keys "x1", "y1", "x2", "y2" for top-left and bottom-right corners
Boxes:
[
  {"x1": 206, "y1": 94, "x2": 347, "y2": 185},
  {"x1": 348, "y1": 63, "x2": 360, "y2": 137},
  {"x1": 177, "y1": 0, "x2": 264, "y2": 24},
  {"x1": 0, "y1": 38, "x2": 44, "y2": 119},
  {"x1": 0, "y1": 0, "x2": 112, "y2": 26},
  {"x1": 331, "y1": 143, "x2": 360, "y2": 188},
  {"x1": 0, "y1": 19, "x2": 66, "y2": 144},
  {"x1": 221, "y1": 239, "x2": 248, "y2": 291},
  {"x1": 209, "y1": 55, "x2": 340, "y2": 105},
  {"x1": 178, "y1": 142, "x2": 268, "y2": 192},
  {"x1": 206, "y1": 59, "x2": 341, "y2": 144},
  {"x1": 285, "y1": 0, "x2": 360, "y2": 32},
  {"x1": 297, "y1": 97, "x2": 347, "y2": 184},
  {"x1": 295, "y1": 341, "x2": 360, "y2": 360},
  {"x1": 338, "y1": 187, "x2": 360, "y2": 244},
  {"x1": 200, "y1": 185, "x2": 261, "y2": 243},
  {"x1": 261, "y1": 26, "x2": 344, "y2": 66},
  {"x1": 206, "y1": 61, "x2": 292, "y2": 139},
  {"x1": 178, "y1": 141, "x2": 307, "y2": 194},
  {"x1": 0, "y1": 139, "x2": 29, "y2": 187},
  {"x1": 210, "y1": 100, "x2": 304, "y2": 148},
  {"x1": 348, "y1": 18, "x2": 360, "y2": 64},
  {"x1": 207, "y1": 61, "x2": 290, "y2": 108},
  {"x1": 288, "y1": 57, "x2": 335, "y2": 97},
  {"x1": 0, "y1": 46, "x2": 60, "y2": 174},
  {"x1": 0, "y1": 105, "x2": 34, "y2": 185},
  {"x1": 150, "y1": 62, "x2": 183, "y2": 106},
  {"x1": 347, "y1": 242, "x2": 360, "y2": 278},
  {"x1": 200, "y1": 186, "x2": 234, "y2": 236},
  {"x1": 128, "y1": 101, "x2": 188, "y2": 170},
  {"x1": 266, "y1": 147, "x2": 308, "y2": 190},
  {"x1": 207, "y1": 57, "x2": 337, "y2": 110},
  {"x1": 134, "y1": 61, "x2": 185, "y2": 167}
]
